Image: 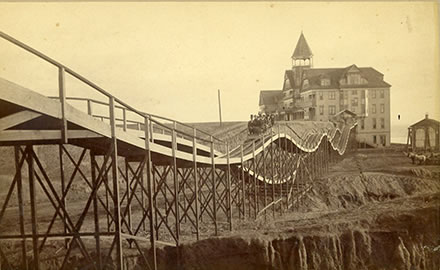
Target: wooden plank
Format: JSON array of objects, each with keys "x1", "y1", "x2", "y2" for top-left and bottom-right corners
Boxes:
[
  {"x1": 0, "y1": 110, "x2": 42, "y2": 131},
  {"x1": 0, "y1": 130, "x2": 102, "y2": 141},
  {"x1": 256, "y1": 198, "x2": 282, "y2": 218},
  {"x1": 156, "y1": 240, "x2": 177, "y2": 247}
]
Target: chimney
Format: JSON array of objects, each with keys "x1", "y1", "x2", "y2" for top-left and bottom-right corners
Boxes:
[{"x1": 425, "y1": 113, "x2": 429, "y2": 119}]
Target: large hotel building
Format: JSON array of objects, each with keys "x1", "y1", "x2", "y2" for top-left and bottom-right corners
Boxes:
[{"x1": 259, "y1": 33, "x2": 391, "y2": 147}]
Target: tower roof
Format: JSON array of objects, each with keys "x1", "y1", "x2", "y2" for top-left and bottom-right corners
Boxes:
[{"x1": 291, "y1": 32, "x2": 313, "y2": 60}]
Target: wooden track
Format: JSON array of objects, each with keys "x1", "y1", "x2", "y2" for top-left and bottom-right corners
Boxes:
[
  {"x1": 0, "y1": 77, "x2": 354, "y2": 180},
  {"x1": 0, "y1": 31, "x2": 358, "y2": 270}
]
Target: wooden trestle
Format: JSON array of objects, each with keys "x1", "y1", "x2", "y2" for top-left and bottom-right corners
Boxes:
[{"x1": 0, "y1": 31, "x2": 357, "y2": 270}]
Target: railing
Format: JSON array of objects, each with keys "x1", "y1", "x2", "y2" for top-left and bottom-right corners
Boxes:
[
  {"x1": 295, "y1": 98, "x2": 316, "y2": 108},
  {"x1": 0, "y1": 31, "x2": 227, "y2": 152}
]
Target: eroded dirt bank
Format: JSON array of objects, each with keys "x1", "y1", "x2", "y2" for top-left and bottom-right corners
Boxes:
[{"x1": 150, "y1": 151, "x2": 440, "y2": 270}]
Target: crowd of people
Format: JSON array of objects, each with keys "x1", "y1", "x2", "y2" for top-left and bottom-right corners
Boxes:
[{"x1": 248, "y1": 112, "x2": 276, "y2": 135}]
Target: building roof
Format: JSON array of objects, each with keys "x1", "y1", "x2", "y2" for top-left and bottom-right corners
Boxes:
[
  {"x1": 259, "y1": 90, "x2": 282, "y2": 106},
  {"x1": 292, "y1": 33, "x2": 313, "y2": 60},
  {"x1": 410, "y1": 115, "x2": 440, "y2": 128},
  {"x1": 335, "y1": 109, "x2": 357, "y2": 117},
  {"x1": 283, "y1": 65, "x2": 391, "y2": 91}
]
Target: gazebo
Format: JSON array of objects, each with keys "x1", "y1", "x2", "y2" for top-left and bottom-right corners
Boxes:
[{"x1": 406, "y1": 114, "x2": 440, "y2": 152}]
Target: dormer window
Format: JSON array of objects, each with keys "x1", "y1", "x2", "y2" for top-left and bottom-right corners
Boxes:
[
  {"x1": 346, "y1": 73, "x2": 367, "y2": 85},
  {"x1": 303, "y1": 79, "x2": 309, "y2": 88},
  {"x1": 339, "y1": 78, "x2": 347, "y2": 85},
  {"x1": 348, "y1": 73, "x2": 361, "y2": 85},
  {"x1": 285, "y1": 79, "x2": 291, "y2": 89},
  {"x1": 321, "y1": 78, "x2": 331, "y2": 86}
]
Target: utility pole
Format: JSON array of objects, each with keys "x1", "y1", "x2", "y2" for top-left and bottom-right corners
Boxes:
[{"x1": 218, "y1": 89, "x2": 222, "y2": 126}]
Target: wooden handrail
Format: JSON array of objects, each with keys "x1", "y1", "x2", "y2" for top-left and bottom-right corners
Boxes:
[
  {"x1": 47, "y1": 96, "x2": 224, "y2": 143},
  {"x1": 0, "y1": 30, "x2": 224, "y2": 144},
  {"x1": 0, "y1": 31, "x2": 223, "y2": 143}
]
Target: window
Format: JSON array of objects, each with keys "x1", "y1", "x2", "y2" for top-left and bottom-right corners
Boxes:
[
  {"x1": 380, "y1": 118, "x2": 385, "y2": 129},
  {"x1": 360, "y1": 119, "x2": 365, "y2": 130},
  {"x1": 348, "y1": 74, "x2": 361, "y2": 85},
  {"x1": 351, "y1": 98, "x2": 358, "y2": 106},
  {"x1": 372, "y1": 104, "x2": 376, "y2": 114},
  {"x1": 372, "y1": 118, "x2": 377, "y2": 129},
  {"x1": 380, "y1": 135, "x2": 386, "y2": 146},
  {"x1": 361, "y1": 98, "x2": 365, "y2": 105},
  {"x1": 373, "y1": 135, "x2": 377, "y2": 144},
  {"x1": 339, "y1": 98, "x2": 344, "y2": 106},
  {"x1": 329, "y1": 105, "x2": 336, "y2": 115},
  {"x1": 371, "y1": 90, "x2": 376, "y2": 98},
  {"x1": 319, "y1": 92, "x2": 323, "y2": 100},
  {"x1": 321, "y1": 78, "x2": 330, "y2": 86},
  {"x1": 351, "y1": 106, "x2": 356, "y2": 113},
  {"x1": 380, "y1": 89, "x2": 384, "y2": 98},
  {"x1": 329, "y1": 91, "x2": 336, "y2": 100},
  {"x1": 303, "y1": 79, "x2": 309, "y2": 88},
  {"x1": 319, "y1": 105, "x2": 324, "y2": 115},
  {"x1": 352, "y1": 90, "x2": 357, "y2": 95},
  {"x1": 380, "y1": 104, "x2": 385, "y2": 113}
]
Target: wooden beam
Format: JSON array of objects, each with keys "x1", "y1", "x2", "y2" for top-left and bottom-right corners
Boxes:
[
  {"x1": 0, "y1": 130, "x2": 102, "y2": 141},
  {"x1": 0, "y1": 110, "x2": 42, "y2": 131}
]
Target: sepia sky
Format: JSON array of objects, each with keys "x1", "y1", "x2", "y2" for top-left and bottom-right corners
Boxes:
[{"x1": 0, "y1": 2, "x2": 439, "y2": 142}]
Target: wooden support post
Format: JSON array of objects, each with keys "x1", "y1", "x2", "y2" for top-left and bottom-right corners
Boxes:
[
  {"x1": 122, "y1": 108, "x2": 127, "y2": 132},
  {"x1": 192, "y1": 128, "x2": 200, "y2": 241},
  {"x1": 58, "y1": 145, "x2": 69, "y2": 249},
  {"x1": 149, "y1": 118, "x2": 154, "y2": 143},
  {"x1": 90, "y1": 151, "x2": 102, "y2": 269},
  {"x1": 182, "y1": 167, "x2": 187, "y2": 224},
  {"x1": 240, "y1": 145, "x2": 245, "y2": 219},
  {"x1": 270, "y1": 129, "x2": 275, "y2": 217},
  {"x1": 140, "y1": 166, "x2": 146, "y2": 231},
  {"x1": 145, "y1": 116, "x2": 157, "y2": 270},
  {"x1": 87, "y1": 100, "x2": 93, "y2": 116},
  {"x1": 171, "y1": 123, "x2": 181, "y2": 246},
  {"x1": 125, "y1": 158, "x2": 132, "y2": 247},
  {"x1": 252, "y1": 141, "x2": 257, "y2": 219},
  {"x1": 262, "y1": 133, "x2": 267, "y2": 220},
  {"x1": 104, "y1": 164, "x2": 110, "y2": 232},
  {"x1": 27, "y1": 146, "x2": 39, "y2": 270},
  {"x1": 109, "y1": 97, "x2": 123, "y2": 270},
  {"x1": 15, "y1": 146, "x2": 28, "y2": 270},
  {"x1": 58, "y1": 66, "x2": 68, "y2": 144},
  {"x1": 210, "y1": 136, "x2": 218, "y2": 235},
  {"x1": 289, "y1": 139, "x2": 293, "y2": 209},
  {"x1": 296, "y1": 152, "x2": 300, "y2": 210},
  {"x1": 226, "y1": 143, "x2": 233, "y2": 231},
  {"x1": 278, "y1": 125, "x2": 283, "y2": 215}
]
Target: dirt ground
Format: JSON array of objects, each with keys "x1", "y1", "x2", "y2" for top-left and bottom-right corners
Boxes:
[
  {"x1": 170, "y1": 145, "x2": 440, "y2": 270},
  {"x1": 1, "y1": 142, "x2": 439, "y2": 269}
]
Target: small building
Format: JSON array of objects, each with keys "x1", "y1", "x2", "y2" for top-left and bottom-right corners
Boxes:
[{"x1": 407, "y1": 114, "x2": 440, "y2": 152}]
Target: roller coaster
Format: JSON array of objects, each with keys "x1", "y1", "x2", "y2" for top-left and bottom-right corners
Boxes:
[{"x1": 0, "y1": 32, "x2": 357, "y2": 270}]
